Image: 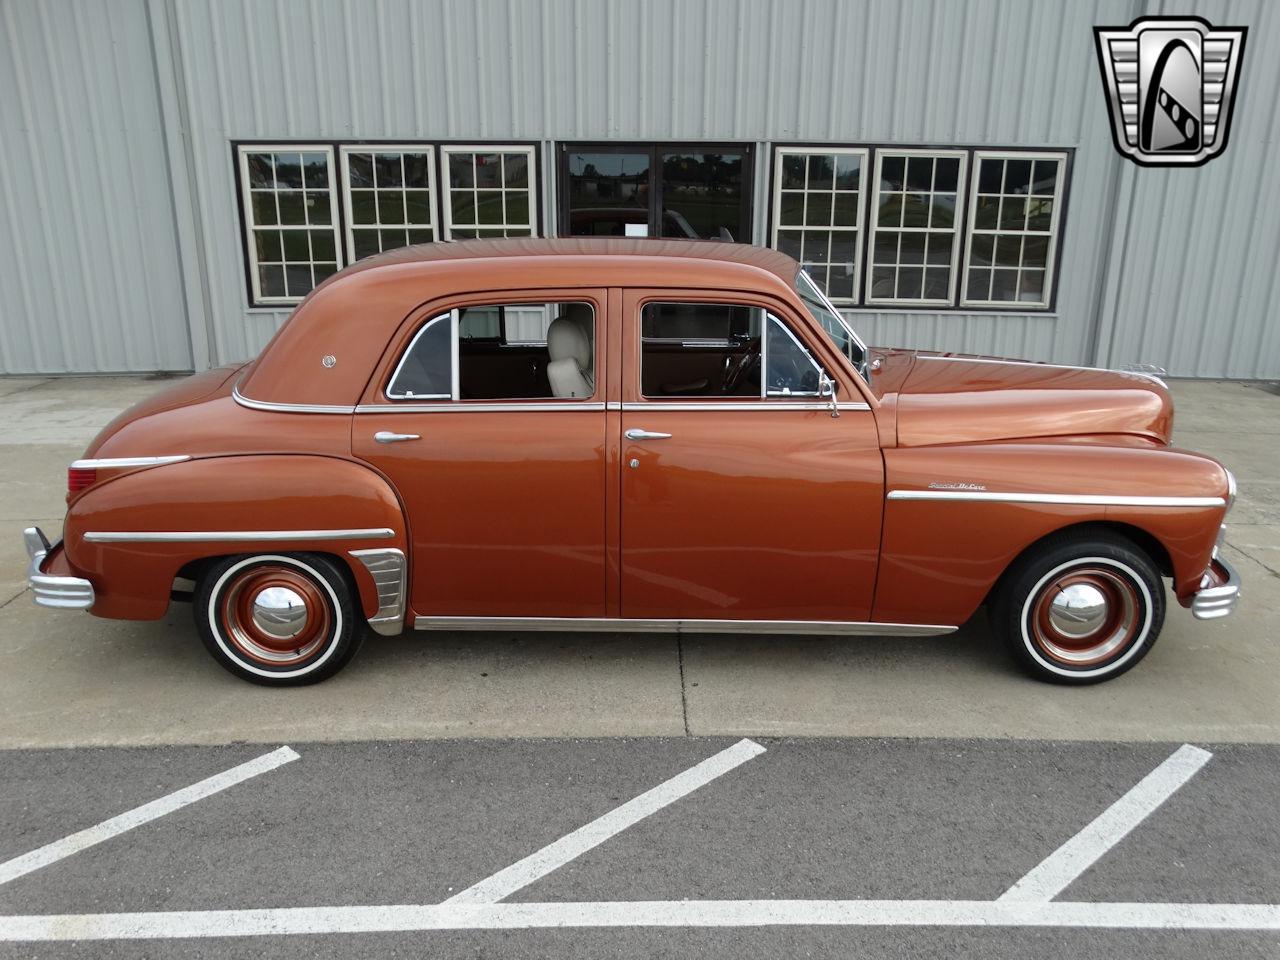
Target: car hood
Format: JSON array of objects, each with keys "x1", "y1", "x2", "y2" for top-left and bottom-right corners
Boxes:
[{"x1": 873, "y1": 350, "x2": 1173, "y2": 447}]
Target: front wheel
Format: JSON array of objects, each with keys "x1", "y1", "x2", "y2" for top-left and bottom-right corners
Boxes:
[
  {"x1": 992, "y1": 531, "x2": 1165, "y2": 684},
  {"x1": 195, "y1": 553, "x2": 362, "y2": 685}
]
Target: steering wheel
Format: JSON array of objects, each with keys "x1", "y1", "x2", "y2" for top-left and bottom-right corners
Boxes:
[{"x1": 721, "y1": 341, "x2": 761, "y2": 394}]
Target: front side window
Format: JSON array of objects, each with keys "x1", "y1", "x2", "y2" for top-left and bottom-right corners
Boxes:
[
  {"x1": 387, "y1": 301, "x2": 596, "y2": 401},
  {"x1": 238, "y1": 146, "x2": 341, "y2": 304},
  {"x1": 340, "y1": 147, "x2": 437, "y2": 261},
  {"x1": 773, "y1": 148, "x2": 867, "y2": 302},
  {"x1": 442, "y1": 147, "x2": 537, "y2": 239}
]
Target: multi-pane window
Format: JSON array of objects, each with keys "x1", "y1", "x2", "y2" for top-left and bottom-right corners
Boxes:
[
  {"x1": 866, "y1": 150, "x2": 967, "y2": 305},
  {"x1": 442, "y1": 146, "x2": 537, "y2": 239},
  {"x1": 962, "y1": 151, "x2": 1066, "y2": 307},
  {"x1": 238, "y1": 146, "x2": 341, "y2": 304},
  {"x1": 340, "y1": 147, "x2": 437, "y2": 261},
  {"x1": 772, "y1": 148, "x2": 867, "y2": 303}
]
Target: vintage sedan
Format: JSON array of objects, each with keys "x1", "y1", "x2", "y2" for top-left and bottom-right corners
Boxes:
[{"x1": 24, "y1": 238, "x2": 1239, "y2": 686}]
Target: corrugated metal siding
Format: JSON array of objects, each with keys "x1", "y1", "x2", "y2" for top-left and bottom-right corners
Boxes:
[
  {"x1": 0, "y1": 0, "x2": 191, "y2": 374},
  {"x1": 1099, "y1": 0, "x2": 1280, "y2": 378}
]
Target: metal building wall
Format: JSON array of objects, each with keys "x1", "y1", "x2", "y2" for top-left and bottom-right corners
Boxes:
[{"x1": 0, "y1": 0, "x2": 192, "y2": 374}]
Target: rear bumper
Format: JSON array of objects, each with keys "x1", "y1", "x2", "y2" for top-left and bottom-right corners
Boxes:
[
  {"x1": 1191, "y1": 555, "x2": 1240, "y2": 621},
  {"x1": 23, "y1": 527, "x2": 95, "y2": 610}
]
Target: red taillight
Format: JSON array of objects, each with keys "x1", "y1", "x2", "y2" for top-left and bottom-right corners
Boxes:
[{"x1": 67, "y1": 466, "x2": 97, "y2": 494}]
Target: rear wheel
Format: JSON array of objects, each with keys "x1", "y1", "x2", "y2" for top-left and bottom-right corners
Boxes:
[
  {"x1": 195, "y1": 553, "x2": 362, "y2": 685},
  {"x1": 993, "y1": 531, "x2": 1164, "y2": 684}
]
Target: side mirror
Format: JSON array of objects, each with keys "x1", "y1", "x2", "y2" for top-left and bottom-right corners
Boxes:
[{"x1": 819, "y1": 373, "x2": 840, "y2": 419}]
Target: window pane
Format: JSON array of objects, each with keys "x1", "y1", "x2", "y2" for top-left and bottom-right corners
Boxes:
[
  {"x1": 277, "y1": 191, "x2": 306, "y2": 225},
  {"x1": 1004, "y1": 159, "x2": 1033, "y2": 194},
  {"x1": 258, "y1": 264, "x2": 286, "y2": 298},
  {"x1": 405, "y1": 190, "x2": 432, "y2": 224},
  {"x1": 251, "y1": 193, "x2": 278, "y2": 226},
  {"x1": 302, "y1": 153, "x2": 329, "y2": 189},
  {"x1": 254, "y1": 230, "x2": 282, "y2": 262},
  {"x1": 566, "y1": 151, "x2": 649, "y2": 235},
  {"x1": 503, "y1": 153, "x2": 529, "y2": 188},
  {"x1": 462, "y1": 301, "x2": 597, "y2": 399},
  {"x1": 311, "y1": 230, "x2": 335, "y2": 262},
  {"x1": 660, "y1": 152, "x2": 745, "y2": 240},
  {"x1": 450, "y1": 190, "x2": 475, "y2": 225},
  {"x1": 807, "y1": 154, "x2": 834, "y2": 190},
  {"x1": 505, "y1": 190, "x2": 529, "y2": 225},
  {"x1": 246, "y1": 154, "x2": 275, "y2": 189},
  {"x1": 389, "y1": 313, "x2": 453, "y2": 398},
  {"x1": 1032, "y1": 160, "x2": 1059, "y2": 196},
  {"x1": 353, "y1": 230, "x2": 380, "y2": 259},
  {"x1": 765, "y1": 314, "x2": 822, "y2": 396},
  {"x1": 779, "y1": 192, "x2": 805, "y2": 225},
  {"x1": 351, "y1": 190, "x2": 376, "y2": 225},
  {"x1": 834, "y1": 153, "x2": 862, "y2": 190},
  {"x1": 832, "y1": 192, "x2": 859, "y2": 227},
  {"x1": 781, "y1": 154, "x2": 806, "y2": 189},
  {"x1": 275, "y1": 154, "x2": 304, "y2": 188},
  {"x1": 306, "y1": 193, "x2": 331, "y2": 226},
  {"x1": 473, "y1": 154, "x2": 503, "y2": 188},
  {"x1": 449, "y1": 153, "x2": 474, "y2": 188},
  {"x1": 978, "y1": 158, "x2": 1003, "y2": 194},
  {"x1": 476, "y1": 190, "x2": 504, "y2": 225},
  {"x1": 641, "y1": 302, "x2": 762, "y2": 397},
  {"x1": 347, "y1": 153, "x2": 374, "y2": 188},
  {"x1": 378, "y1": 191, "x2": 406, "y2": 224}
]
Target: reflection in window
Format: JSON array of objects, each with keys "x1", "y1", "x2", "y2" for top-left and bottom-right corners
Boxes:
[
  {"x1": 341, "y1": 148, "x2": 436, "y2": 260},
  {"x1": 239, "y1": 147, "x2": 340, "y2": 303},
  {"x1": 387, "y1": 312, "x2": 453, "y2": 399},
  {"x1": 442, "y1": 147, "x2": 537, "y2": 239},
  {"x1": 659, "y1": 152, "x2": 745, "y2": 241},
  {"x1": 566, "y1": 152, "x2": 650, "y2": 236},
  {"x1": 867, "y1": 151, "x2": 967, "y2": 304},
  {"x1": 772, "y1": 148, "x2": 866, "y2": 302},
  {"x1": 963, "y1": 153, "x2": 1065, "y2": 307}
]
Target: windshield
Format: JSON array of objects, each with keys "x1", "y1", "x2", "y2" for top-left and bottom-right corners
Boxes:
[{"x1": 796, "y1": 270, "x2": 868, "y2": 378}]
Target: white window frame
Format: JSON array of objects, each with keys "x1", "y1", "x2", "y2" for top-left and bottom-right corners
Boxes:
[
  {"x1": 770, "y1": 147, "x2": 868, "y2": 305},
  {"x1": 237, "y1": 144, "x2": 342, "y2": 307},
  {"x1": 960, "y1": 149, "x2": 1067, "y2": 309},
  {"x1": 440, "y1": 144, "x2": 538, "y2": 239},
  {"x1": 338, "y1": 144, "x2": 440, "y2": 264},
  {"x1": 864, "y1": 148, "x2": 968, "y2": 307}
]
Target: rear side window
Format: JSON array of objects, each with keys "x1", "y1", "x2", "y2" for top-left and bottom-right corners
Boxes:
[
  {"x1": 387, "y1": 301, "x2": 597, "y2": 401},
  {"x1": 640, "y1": 302, "x2": 823, "y2": 398}
]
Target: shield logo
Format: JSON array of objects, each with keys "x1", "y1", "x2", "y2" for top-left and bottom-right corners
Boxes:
[{"x1": 1094, "y1": 17, "x2": 1247, "y2": 167}]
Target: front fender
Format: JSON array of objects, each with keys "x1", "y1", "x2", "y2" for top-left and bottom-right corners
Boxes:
[{"x1": 63, "y1": 455, "x2": 408, "y2": 622}]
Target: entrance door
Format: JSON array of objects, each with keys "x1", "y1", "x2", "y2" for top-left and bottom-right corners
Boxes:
[
  {"x1": 619, "y1": 290, "x2": 884, "y2": 623},
  {"x1": 354, "y1": 290, "x2": 609, "y2": 619}
]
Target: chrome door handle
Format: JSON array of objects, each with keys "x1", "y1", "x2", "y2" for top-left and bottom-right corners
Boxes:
[
  {"x1": 625, "y1": 428, "x2": 672, "y2": 441},
  {"x1": 374, "y1": 431, "x2": 421, "y2": 443}
]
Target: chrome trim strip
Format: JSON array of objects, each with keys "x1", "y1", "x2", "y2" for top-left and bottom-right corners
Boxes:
[
  {"x1": 356, "y1": 402, "x2": 606, "y2": 414},
  {"x1": 83, "y1": 528, "x2": 395, "y2": 543},
  {"x1": 349, "y1": 547, "x2": 407, "y2": 636},
  {"x1": 413, "y1": 616, "x2": 956, "y2": 637},
  {"x1": 886, "y1": 490, "x2": 1226, "y2": 507},
  {"x1": 916, "y1": 355, "x2": 1168, "y2": 386},
  {"x1": 620, "y1": 401, "x2": 872, "y2": 412},
  {"x1": 232, "y1": 381, "x2": 356, "y2": 415},
  {"x1": 1191, "y1": 555, "x2": 1241, "y2": 621},
  {"x1": 70, "y1": 455, "x2": 191, "y2": 470},
  {"x1": 24, "y1": 527, "x2": 95, "y2": 610}
]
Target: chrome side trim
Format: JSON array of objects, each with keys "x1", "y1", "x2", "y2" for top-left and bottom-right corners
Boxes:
[
  {"x1": 83, "y1": 528, "x2": 395, "y2": 543},
  {"x1": 70, "y1": 455, "x2": 191, "y2": 470},
  {"x1": 916, "y1": 354, "x2": 1168, "y2": 386},
  {"x1": 886, "y1": 490, "x2": 1226, "y2": 508},
  {"x1": 232, "y1": 380, "x2": 356, "y2": 415},
  {"x1": 1192, "y1": 555, "x2": 1240, "y2": 621},
  {"x1": 619, "y1": 401, "x2": 872, "y2": 412},
  {"x1": 349, "y1": 547, "x2": 407, "y2": 636},
  {"x1": 23, "y1": 527, "x2": 95, "y2": 610},
  {"x1": 356, "y1": 402, "x2": 606, "y2": 414},
  {"x1": 413, "y1": 616, "x2": 956, "y2": 637}
]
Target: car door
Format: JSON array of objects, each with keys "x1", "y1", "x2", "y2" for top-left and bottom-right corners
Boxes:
[
  {"x1": 353, "y1": 288, "x2": 609, "y2": 620},
  {"x1": 619, "y1": 288, "x2": 883, "y2": 623}
]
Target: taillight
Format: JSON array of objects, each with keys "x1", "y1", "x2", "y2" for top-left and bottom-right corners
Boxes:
[{"x1": 67, "y1": 466, "x2": 97, "y2": 494}]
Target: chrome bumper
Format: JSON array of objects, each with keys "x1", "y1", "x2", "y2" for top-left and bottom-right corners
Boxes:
[
  {"x1": 1191, "y1": 555, "x2": 1240, "y2": 621},
  {"x1": 23, "y1": 527, "x2": 95, "y2": 610}
]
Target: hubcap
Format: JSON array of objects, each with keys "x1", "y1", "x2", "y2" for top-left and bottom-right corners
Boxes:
[
  {"x1": 220, "y1": 564, "x2": 332, "y2": 667},
  {"x1": 1030, "y1": 567, "x2": 1141, "y2": 667}
]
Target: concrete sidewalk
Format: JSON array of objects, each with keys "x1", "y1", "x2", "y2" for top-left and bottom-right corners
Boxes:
[{"x1": 0, "y1": 375, "x2": 1276, "y2": 749}]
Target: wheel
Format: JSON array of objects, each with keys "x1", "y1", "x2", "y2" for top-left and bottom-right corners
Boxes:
[
  {"x1": 992, "y1": 531, "x2": 1165, "y2": 684},
  {"x1": 195, "y1": 553, "x2": 363, "y2": 685}
]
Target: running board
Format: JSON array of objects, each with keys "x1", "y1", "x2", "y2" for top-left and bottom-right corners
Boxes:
[{"x1": 412, "y1": 617, "x2": 957, "y2": 637}]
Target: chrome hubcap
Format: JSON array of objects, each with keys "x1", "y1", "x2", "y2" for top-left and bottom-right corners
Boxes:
[
  {"x1": 250, "y1": 586, "x2": 309, "y2": 640},
  {"x1": 1047, "y1": 583, "x2": 1109, "y2": 639},
  {"x1": 1030, "y1": 565, "x2": 1142, "y2": 667}
]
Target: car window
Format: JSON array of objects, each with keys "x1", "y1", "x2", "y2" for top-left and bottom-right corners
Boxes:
[
  {"x1": 640, "y1": 302, "x2": 824, "y2": 399},
  {"x1": 387, "y1": 301, "x2": 597, "y2": 401}
]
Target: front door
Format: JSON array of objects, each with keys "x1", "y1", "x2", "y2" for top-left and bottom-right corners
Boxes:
[
  {"x1": 619, "y1": 290, "x2": 883, "y2": 623},
  {"x1": 354, "y1": 289, "x2": 609, "y2": 619}
]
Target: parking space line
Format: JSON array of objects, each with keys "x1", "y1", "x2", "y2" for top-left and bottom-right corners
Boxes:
[
  {"x1": 444, "y1": 738, "x2": 766, "y2": 905},
  {"x1": 999, "y1": 744, "x2": 1213, "y2": 903},
  {"x1": 0, "y1": 746, "x2": 299, "y2": 887},
  {"x1": 2, "y1": 898, "x2": 1278, "y2": 940}
]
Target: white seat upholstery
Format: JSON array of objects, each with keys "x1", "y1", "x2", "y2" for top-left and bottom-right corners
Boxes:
[{"x1": 546, "y1": 308, "x2": 594, "y2": 398}]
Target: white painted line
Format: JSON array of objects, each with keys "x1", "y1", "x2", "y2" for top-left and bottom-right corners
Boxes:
[
  {"x1": 999, "y1": 744, "x2": 1213, "y2": 903},
  {"x1": 445, "y1": 738, "x2": 766, "y2": 905},
  {"x1": 0, "y1": 746, "x2": 300, "y2": 887},
  {"x1": 2, "y1": 899, "x2": 1279, "y2": 940}
]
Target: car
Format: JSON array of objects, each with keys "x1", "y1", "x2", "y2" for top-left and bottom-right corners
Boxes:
[{"x1": 23, "y1": 238, "x2": 1240, "y2": 686}]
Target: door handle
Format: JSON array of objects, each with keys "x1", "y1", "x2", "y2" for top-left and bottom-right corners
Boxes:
[
  {"x1": 374, "y1": 431, "x2": 421, "y2": 443},
  {"x1": 625, "y1": 428, "x2": 672, "y2": 441}
]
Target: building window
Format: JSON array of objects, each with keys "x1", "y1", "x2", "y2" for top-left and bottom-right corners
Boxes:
[
  {"x1": 866, "y1": 150, "x2": 967, "y2": 306},
  {"x1": 771, "y1": 148, "x2": 867, "y2": 303},
  {"x1": 962, "y1": 151, "x2": 1067, "y2": 308},
  {"x1": 441, "y1": 146, "x2": 537, "y2": 239},
  {"x1": 339, "y1": 146, "x2": 438, "y2": 261},
  {"x1": 237, "y1": 145, "x2": 341, "y2": 305}
]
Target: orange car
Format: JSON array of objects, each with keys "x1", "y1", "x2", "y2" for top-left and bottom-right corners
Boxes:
[{"x1": 24, "y1": 239, "x2": 1239, "y2": 686}]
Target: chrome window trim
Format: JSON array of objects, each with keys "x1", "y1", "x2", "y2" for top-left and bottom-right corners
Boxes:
[
  {"x1": 887, "y1": 490, "x2": 1226, "y2": 507},
  {"x1": 916, "y1": 355, "x2": 1168, "y2": 387},
  {"x1": 349, "y1": 547, "x2": 407, "y2": 636},
  {"x1": 619, "y1": 401, "x2": 871, "y2": 412},
  {"x1": 70, "y1": 455, "x2": 191, "y2": 469},
  {"x1": 356, "y1": 401, "x2": 606, "y2": 413},
  {"x1": 83, "y1": 528, "x2": 396, "y2": 543},
  {"x1": 232, "y1": 380, "x2": 356, "y2": 415},
  {"x1": 386, "y1": 310, "x2": 456, "y2": 400},
  {"x1": 414, "y1": 616, "x2": 956, "y2": 637}
]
